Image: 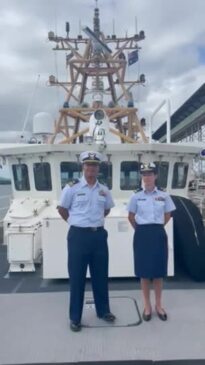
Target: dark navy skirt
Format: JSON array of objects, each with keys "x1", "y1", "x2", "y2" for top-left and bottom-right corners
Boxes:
[{"x1": 133, "y1": 224, "x2": 168, "y2": 279}]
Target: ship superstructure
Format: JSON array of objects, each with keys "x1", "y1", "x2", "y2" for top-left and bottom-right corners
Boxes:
[{"x1": 0, "y1": 3, "x2": 205, "y2": 281}]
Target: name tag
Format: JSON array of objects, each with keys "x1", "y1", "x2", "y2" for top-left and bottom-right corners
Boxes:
[
  {"x1": 76, "y1": 194, "x2": 87, "y2": 203},
  {"x1": 98, "y1": 196, "x2": 106, "y2": 203}
]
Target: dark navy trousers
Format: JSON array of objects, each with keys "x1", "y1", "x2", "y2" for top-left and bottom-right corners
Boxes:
[{"x1": 67, "y1": 226, "x2": 110, "y2": 323}]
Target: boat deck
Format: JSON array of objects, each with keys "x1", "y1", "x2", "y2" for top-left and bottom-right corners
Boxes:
[
  {"x1": 1, "y1": 289, "x2": 205, "y2": 364},
  {"x1": 1, "y1": 246, "x2": 205, "y2": 365}
]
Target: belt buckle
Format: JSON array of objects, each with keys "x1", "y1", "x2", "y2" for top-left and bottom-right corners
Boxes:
[{"x1": 91, "y1": 227, "x2": 97, "y2": 231}]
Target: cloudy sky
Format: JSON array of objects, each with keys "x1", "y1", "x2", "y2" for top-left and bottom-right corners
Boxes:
[{"x1": 0, "y1": 0, "x2": 205, "y2": 134}]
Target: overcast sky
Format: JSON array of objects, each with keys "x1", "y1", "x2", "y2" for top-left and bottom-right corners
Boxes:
[{"x1": 0, "y1": 0, "x2": 205, "y2": 134}]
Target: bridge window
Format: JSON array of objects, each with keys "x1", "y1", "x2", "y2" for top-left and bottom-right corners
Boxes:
[
  {"x1": 12, "y1": 164, "x2": 30, "y2": 191},
  {"x1": 60, "y1": 161, "x2": 113, "y2": 189},
  {"x1": 60, "y1": 162, "x2": 81, "y2": 188},
  {"x1": 154, "y1": 161, "x2": 169, "y2": 188},
  {"x1": 33, "y1": 163, "x2": 52, "y2": 191},
  {"x1": 172, "y1": 162, "x2": 188, "y2": 189},
  {"x1": 120, "y1": 161, "x2": 141, "y2": 190},
  {"x1": 98, "y1": 162, "x2": 112, "y2": 189}
]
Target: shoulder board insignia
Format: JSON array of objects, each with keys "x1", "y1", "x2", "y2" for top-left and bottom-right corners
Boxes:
[
  {"x1": 67, "y1": 179, "x2": 79, "y2": 187},
  {"x1": 134, "y1": 187, "x2": 143, "y2": 193}
]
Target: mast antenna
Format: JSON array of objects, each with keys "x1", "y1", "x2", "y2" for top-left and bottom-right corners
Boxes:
[
  {"x1": 21, "y1": 74, "x2": 40, "y2": 132},
  {"x1": 79, "y1": 19, "x2": 82, "y2": 34},
  {"x1": 112, "y1": 18, "x2": 115, "y2": 35},
  {"x1": 135, "y1": 16, "x2": 138, "y2": 34}
]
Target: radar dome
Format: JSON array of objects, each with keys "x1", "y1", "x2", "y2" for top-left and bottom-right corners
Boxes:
[{"x1": 33, "y1": 112, "x2": 53, "y2": 135}]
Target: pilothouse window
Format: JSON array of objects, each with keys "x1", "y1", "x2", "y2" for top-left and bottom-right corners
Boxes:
[
  {"x1": 98, "y1": 162, "x2": 112, "y2": 189},
  {"x1": 172, "y1": 162, "x2": 188, "y2": 189},
  {"x1": 120, "y1": 161, "x2": 141, "y2": 190},
  {"x1": 60, "y1": 161, "x2": 113, "y2": 189},
  {"x1": 60, "y1": 162, "x2": 81, "y2": 188},
  {"x1": 33, "y1": 163, "x2": 52, "y2": 191},
  {"x1": 12, "y1": 164, "x2": 30, "y2": 191},
  {"x1": 154, "y1": 161, "x2": 169, "y2": 188}
]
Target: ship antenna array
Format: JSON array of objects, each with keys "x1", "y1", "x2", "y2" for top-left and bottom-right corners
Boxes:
[{"x1": 47, "y1": 5, "x2": 147, "y2": 144}]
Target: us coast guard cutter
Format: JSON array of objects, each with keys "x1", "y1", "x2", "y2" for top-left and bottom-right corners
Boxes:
[{"x1": 1, "y1": 4, "x2": 205, "y2": 281}]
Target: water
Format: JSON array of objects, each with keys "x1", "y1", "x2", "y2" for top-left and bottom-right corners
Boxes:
[{"x1": 0, "y1": 184, "x2": 12, "y2": 221}]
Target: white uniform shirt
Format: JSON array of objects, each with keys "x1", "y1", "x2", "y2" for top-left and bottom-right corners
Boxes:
[
  {"x1": 127, "y1": 187, "x2": 176, "y2": 225},
  {"x1": 60, "y1": 176, "x2": 114, "y2": 227}
]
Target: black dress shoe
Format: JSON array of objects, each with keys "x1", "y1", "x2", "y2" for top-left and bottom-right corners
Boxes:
[
  {"x1": 142, "y1": 310, "x2": 152, "y2": 321},
  {"x1": 70, "y1": 321, "x2": 82, "y2": 332},
  {"x1": 100, "y1": 312, "x2": 116, "y2": 322},
  {"x1": 156, "y1": 310, "x2": 167, "y2": 321}
]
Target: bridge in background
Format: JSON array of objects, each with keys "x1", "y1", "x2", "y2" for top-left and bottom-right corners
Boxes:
[{"x1": 152, "y1": 83, "x2": 205, "y2": 142}]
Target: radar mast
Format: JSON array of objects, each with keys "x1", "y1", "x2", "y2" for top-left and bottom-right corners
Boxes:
[{"x1": 47, "y1": 3, "x2": 147, "y2": 144}]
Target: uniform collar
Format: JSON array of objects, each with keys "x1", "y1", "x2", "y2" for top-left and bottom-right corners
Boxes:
[
  {"x1": 143, "y1": 186, "x2": 158, "y2": 194},
  {"x1": 81, "y1": 175, "x2": 99, "y2": 188}
]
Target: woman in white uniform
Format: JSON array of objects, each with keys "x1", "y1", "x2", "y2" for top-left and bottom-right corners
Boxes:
[{"x1": 127, "y1": 162, "x2": 176, "y2": 321}]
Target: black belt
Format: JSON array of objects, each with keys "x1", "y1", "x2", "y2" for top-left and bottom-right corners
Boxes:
[
  {"x1": 138, "y1": 224, "x2": 163, "y2": 227},
  {"x1": 71, "y1": 226, "x2": 104, "y2": 232}
]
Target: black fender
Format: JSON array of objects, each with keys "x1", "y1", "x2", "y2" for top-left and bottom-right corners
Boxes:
[{"x1": 171, "y1": 195, "x2": 205, "y2": 281}]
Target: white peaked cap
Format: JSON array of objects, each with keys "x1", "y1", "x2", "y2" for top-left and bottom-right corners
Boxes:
[{"x1": 80, "y1": 151, "x2": 105, "y2": 164}]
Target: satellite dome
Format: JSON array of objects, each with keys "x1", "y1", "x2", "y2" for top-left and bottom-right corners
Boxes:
[{"x1": 33, "y1": 112, "x2": 53, "y2": 135}]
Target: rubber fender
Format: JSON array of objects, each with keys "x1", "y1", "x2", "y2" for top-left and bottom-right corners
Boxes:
[{"x1": 171, "y1": 195, "x2": 205, "y2": 281}]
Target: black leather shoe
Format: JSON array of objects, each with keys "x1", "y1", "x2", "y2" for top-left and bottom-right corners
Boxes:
[
  {"x1": 142, "y1": 310, "x2": 152, "y2": 321},
  {"x1": 156, "y1": 310, "x2": 167, "y2": 321},
  {"x1": 100, "y1": 312, "x2": 116, "y2": 322},
  {"x1": 70, "y1": 321, "x2": 82, "y2": 332}
]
